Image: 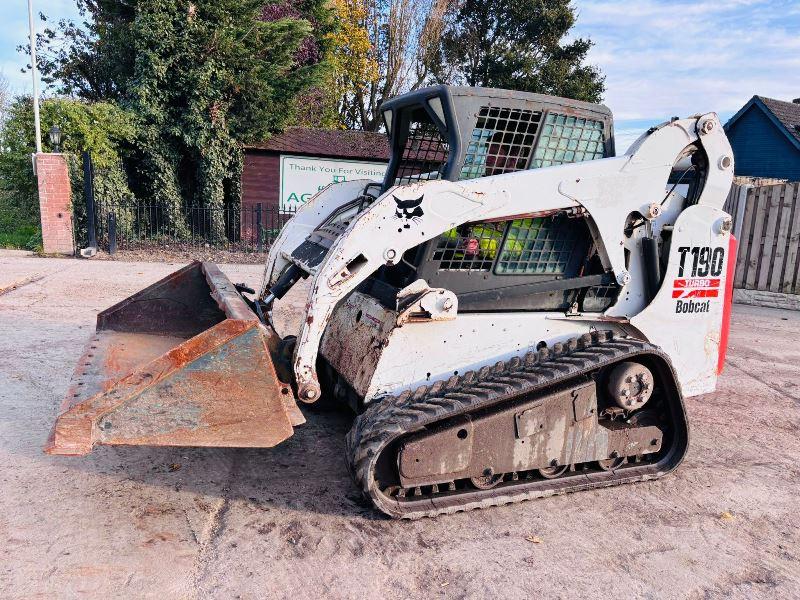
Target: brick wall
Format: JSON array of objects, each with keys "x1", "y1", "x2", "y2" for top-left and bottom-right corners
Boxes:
[{"x1": 36, "y1": 153, "x2": 74, "y2": 255}]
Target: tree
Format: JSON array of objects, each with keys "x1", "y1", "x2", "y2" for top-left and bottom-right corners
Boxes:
[
  {"x1": 24, "y1": 0, "x2": 334, "y2": 239},
  {"x1": 21, "y1": 1, "x2": 136, "y2": 101},
  {"x1": 434, "y1": 0, "x2": 604, "y2": 103},
  {"x1": 300, "y1": 0, "x2": 378, "y2": 130},
  {"x1": 0, "y1": 73, "x2": 9, "y2": 121},
  {"x1": 336, "y1": 0, "x2": 453, "y2": 131},
  {"x1": 0, "y1": 96, "x2": 134, "y2": 223}
]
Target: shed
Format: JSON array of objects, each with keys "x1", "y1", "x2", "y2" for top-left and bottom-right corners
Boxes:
[
  {"x1": 724, "y1": 96, "x2": 800, "y2": 181},
  {"x1": 242, "y1": 127, "x2": 390, "y2": 214}
]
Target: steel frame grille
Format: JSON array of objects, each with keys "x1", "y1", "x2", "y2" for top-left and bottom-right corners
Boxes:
[
  {"x1": 495, "y1": 216, "x2": 581, "y2": 275},
  {"x1": 394, "y1": 118, "x2": 450, "y2": 185},
  {"x1": 460, "y1": 107, "x2": 542, "y2": 180},
  {"x1": 432, "y1": 223, "x2": 508, "y2": 272},
  {"x1": 532, "y1": 113, "x2": 605, "y2": 168}
]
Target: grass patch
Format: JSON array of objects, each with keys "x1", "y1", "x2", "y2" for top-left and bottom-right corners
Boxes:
[
  {"x1": 0, "y1": 189, "x2": 42, "y2": 251},
  {"x1": 0, "y1": 224, "x2": 42, "y2": 251}
]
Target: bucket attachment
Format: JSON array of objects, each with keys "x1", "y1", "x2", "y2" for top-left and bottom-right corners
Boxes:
[{"x1": 45, "y1": 262, "x2": 304, "y2": 456}]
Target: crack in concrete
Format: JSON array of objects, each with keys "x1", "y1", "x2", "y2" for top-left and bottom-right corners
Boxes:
[
  {"x1": 0, "y1": 262, "x2": 80, "y2": 299},
  {"x1": 187, "y1": 451, "x2": 242, "y2": 599},
  {"x1": 727, "y1": 358, "x2": 800, "y2": 403},
  {"x1": 0, "y1": 274, "x2": 47, "y2": 297}
]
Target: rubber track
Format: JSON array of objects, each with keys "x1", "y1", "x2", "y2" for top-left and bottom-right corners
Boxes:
[{"x1": 345, "y1": 331, "x2": 687, "y2": 519}]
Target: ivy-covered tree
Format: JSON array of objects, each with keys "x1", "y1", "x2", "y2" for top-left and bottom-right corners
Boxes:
[
  {"x1": 25, "y1": 0, "x2": 333, "y2": 239},
  {"x1": 125, "y1": 1, "x2": 332, "y2": 238},
  {"x1": 434, "y1": 0, "x2": 604, "y2": 103}
]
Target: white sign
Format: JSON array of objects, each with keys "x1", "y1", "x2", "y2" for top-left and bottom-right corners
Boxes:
[{"x1": 280, "y1": 155, "x2": 388, "y2": 211}]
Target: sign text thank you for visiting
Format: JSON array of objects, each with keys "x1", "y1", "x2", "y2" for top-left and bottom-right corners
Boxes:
[{"x1": 279, "y1": 155, "x2": 388, "y2": 211}]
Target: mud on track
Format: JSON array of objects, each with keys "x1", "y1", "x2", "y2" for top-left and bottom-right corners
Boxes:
[{"x1": 1, "y1": 250, "x2": 798, "y2": 599}]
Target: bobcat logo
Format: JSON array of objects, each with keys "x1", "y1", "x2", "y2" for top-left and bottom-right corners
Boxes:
[{"x1": 393, "y1": 195, "x2": 424, "y2": 229}]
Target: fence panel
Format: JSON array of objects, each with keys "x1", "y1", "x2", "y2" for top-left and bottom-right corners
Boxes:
[
  {"x1": 745, "y1": 186, "x2": 770, "y2": 289},
  {"x1": 755, "y1": 185, "x2": 783, "y2": 290},
  {"x1": 769, "y1": 183, "x2": 795, "y2": 292},
  {"x1": 733, "y1": 181, "x2": 800, "y2": 295},
  {"x1": 85, "y1": 197, "x2": 296, "y2": 254},
  {"x1": 783, "y1": 184, "x2": 800, "y2": 293},
  {"x1": 735, "y1": 186, "x2": 757, "y2": 287},
  {"x1": 723, "y1": 184, "x2": 741, "y2": 220}
]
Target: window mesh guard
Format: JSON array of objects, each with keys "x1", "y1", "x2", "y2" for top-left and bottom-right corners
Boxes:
[
  {"x1": 432, "y1": 222, "x2": 508, "y2": 272},
  {"x1": 496, "y1": 216, "x2": 581, "y2": 275},
  {"x1": 460, "y1": 107, "x2": 542, "y2": 180},
  {"x1": 394, "y1": 117, "x2": 450, "y2": 185},
  {"x1": 532, "y1": 113, "x2": 605, "y2": 168}
]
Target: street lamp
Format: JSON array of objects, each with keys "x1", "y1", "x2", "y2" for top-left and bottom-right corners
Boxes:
[
  {"x1": 28, "y1": 0, "x2": 42, "y2": 154},
  {"x1": 48, "y1": 125, "x2": 62, "y2": 153}
]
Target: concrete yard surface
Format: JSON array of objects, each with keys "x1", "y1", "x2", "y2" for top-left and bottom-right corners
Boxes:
[{"x1": 1, "y1": 250, "x2": 799, "y2": 599}]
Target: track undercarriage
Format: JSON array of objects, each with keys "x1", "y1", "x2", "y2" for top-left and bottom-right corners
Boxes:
[{"x1": 346, "y1": 331, "x2": 689, "y2": 519}]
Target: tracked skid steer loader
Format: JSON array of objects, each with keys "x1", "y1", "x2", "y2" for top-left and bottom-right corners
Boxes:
[{"x1": 47, "y1": 86, "x2": 737, "y2": 519}]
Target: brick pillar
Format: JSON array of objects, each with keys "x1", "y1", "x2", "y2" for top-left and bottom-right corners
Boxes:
[{"x1": 36, "y1": 153, "x2": 75, "y2": 255}]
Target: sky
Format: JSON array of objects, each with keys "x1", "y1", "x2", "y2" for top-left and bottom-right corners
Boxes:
[
  {"x1": 571, "y1": 0, "x2": 800, "y2": 149},
  {"x1": 2, "y1": 0, "x2": 799, "y2": 151}
]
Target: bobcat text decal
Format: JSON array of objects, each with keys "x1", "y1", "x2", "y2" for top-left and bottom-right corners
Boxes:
[{"x1": 673, "y1": 246, "x2": 725, "y2": 313}]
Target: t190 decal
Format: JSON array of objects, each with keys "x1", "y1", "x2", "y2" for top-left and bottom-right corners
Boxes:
[
  {"x1": 677, "y1": 246, "x2": 725, "y2": 278},
  {"x1": 673, "y1": 246, "x2": 725, "y2": 313}
]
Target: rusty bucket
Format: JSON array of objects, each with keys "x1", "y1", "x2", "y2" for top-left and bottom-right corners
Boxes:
[{"x1": 45, "y1": 262, "x2": 304, "y2": 456}]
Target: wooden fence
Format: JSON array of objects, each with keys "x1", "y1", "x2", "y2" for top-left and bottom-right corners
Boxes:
[{"x1": 730, "y1": 181, "x2": 800, "y2": 294}]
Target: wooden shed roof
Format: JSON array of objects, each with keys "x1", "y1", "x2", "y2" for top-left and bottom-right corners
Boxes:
[{"x1": 245, "y1": 127, "x2": 390, "y2": 161}]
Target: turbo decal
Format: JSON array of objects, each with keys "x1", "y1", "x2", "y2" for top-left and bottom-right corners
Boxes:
[{"x1": 672, "y1": 278, "x2": 720, "y2": 299}]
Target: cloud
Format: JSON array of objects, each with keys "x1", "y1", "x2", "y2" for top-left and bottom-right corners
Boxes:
[
  {"x1": 572, "y1": 0, "x2": 800, "y2": 121},
  {"x1": 613, "y1": 129, "x2": 643, "y2": 154}
]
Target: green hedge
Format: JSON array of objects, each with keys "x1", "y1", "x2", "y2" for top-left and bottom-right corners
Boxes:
[{"x1": 0, "y1": 97, "x2": 134, "y2": 249}]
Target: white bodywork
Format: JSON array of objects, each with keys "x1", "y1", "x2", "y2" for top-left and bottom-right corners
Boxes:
[{"x1": 262, "y1": 114, "x2": 735, "y2": 403}]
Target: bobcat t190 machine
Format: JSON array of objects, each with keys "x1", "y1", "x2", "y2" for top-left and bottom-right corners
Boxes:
[{"x1": 47, "y1": 86, "x2": 737, "y2": 519}]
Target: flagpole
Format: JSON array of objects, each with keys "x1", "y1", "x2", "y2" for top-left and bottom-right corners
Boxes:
[{"x1": 27, "y1": 0, "x2": 42, "y2": 154}]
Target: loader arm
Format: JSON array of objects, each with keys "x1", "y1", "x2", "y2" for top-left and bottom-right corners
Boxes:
[
  {"x1": 260, "y1": 179, "x2": 380, "y2": 296},
  {"x1": 290, "y1": 114, "x2": 734, "y2": 402}
]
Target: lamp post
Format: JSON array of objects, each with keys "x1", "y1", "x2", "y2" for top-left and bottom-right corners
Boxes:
[
  {"x1": 27, "y1": 0, "x2": 42, "y2": 154},
  {"x1": 48, "y1": 126, "x2": 62, "y2": 153}
]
